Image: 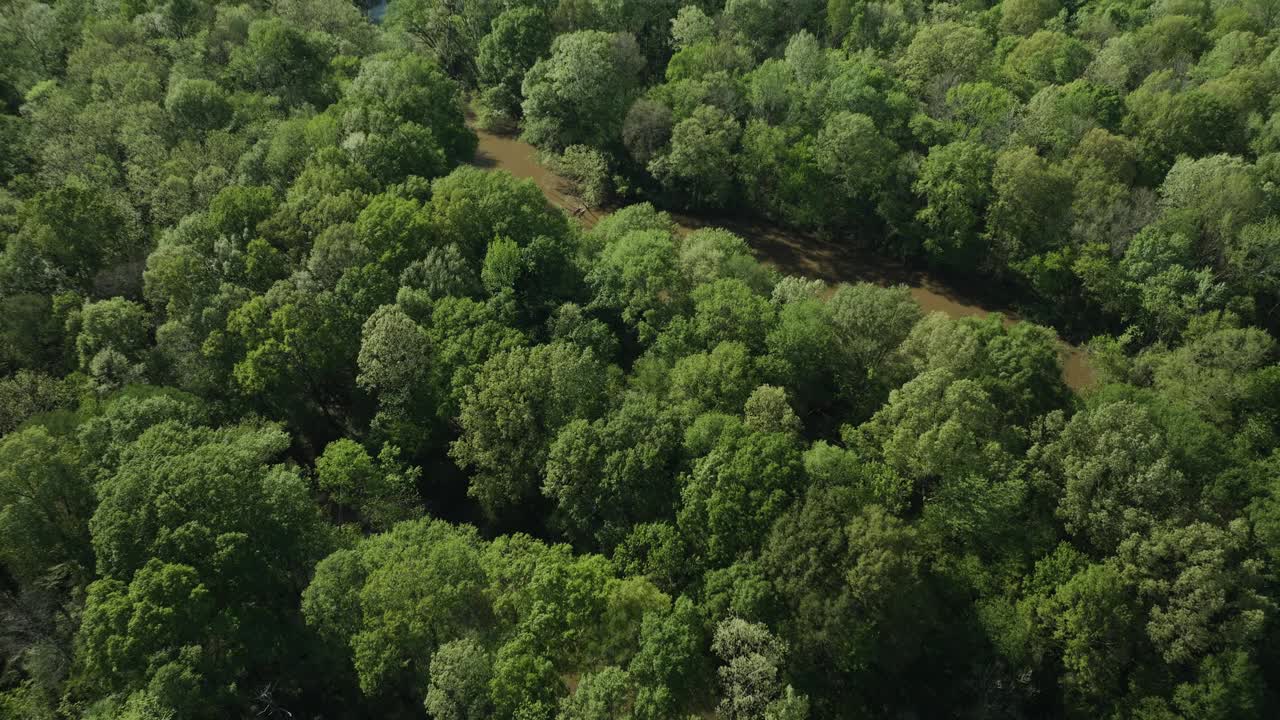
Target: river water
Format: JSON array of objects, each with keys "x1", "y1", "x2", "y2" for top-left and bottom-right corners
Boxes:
[
  {"x1": 362, "y1": 1, "x2": 1095, "y2": 385},
  {"x1": 470, "y1": 125, "x2": 1095, "y2": 390},
  {"x1": 366, "y1": 0, "x2": 388, "y2": 23}
]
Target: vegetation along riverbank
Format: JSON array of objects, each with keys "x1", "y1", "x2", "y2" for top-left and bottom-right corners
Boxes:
[{"x1": 0, "y1": 1, "x2": 1278, "y2": 719}]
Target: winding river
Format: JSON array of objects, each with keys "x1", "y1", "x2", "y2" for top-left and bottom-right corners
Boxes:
[
  {"x1": 469, "y1": 125, "x2": 1096, "y2": 390},
  {"x1": 365, "y1": 0, "x2": 1092, "y2": 389},
  {"x1": 366, "y1": 0, "x2": 1092, "y2": 386}
]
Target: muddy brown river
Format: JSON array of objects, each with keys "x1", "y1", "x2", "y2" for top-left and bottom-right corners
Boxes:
[{"x1": 471, "y1": 125, "x2": 1096, "y2": 390}]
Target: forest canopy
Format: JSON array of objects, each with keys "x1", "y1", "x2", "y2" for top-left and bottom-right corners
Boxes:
[{"x1": 1, "y1": 1, "x2": 1279, "y2": 720}]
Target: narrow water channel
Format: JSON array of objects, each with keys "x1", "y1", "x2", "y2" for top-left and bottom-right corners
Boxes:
[
  {"x1": 471, "y1": 124, "x2": 1096, "y2": 390},
  {"x1": 365, "y1": 0, "x2": 1092, "y2": 385}
]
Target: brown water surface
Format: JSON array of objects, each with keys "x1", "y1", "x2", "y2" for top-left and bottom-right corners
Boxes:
[{"x1": 470, "y1": 124, "x2": 1095, "y2": 390}]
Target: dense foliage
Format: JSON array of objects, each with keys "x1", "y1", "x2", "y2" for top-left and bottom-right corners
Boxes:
[
  {"x1": 460, "y1": 0, "x2": 1280, "y2": 341},
  {"x1": 0, "y1": 1, "x2": 1278, "y2": 720}
]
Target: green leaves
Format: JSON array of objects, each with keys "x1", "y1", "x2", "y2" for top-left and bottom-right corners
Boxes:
[
  {"x1": 914, "y1": 141, "x2": 995, "y2": 264},
  {"x1": 6, "y1": 2, "x2": 1280, "y2": 718},
  {"x1": 1036, "y1": 560, "x2": 1140, "y2": 706},
  {"x1": 14, "y1": 180, "x2": 136, "y2": 291},
  {"x1": 557, "y1": 666, "x2": 630, "y2": 720},
  {"x1": 315, "y1": 439, "x2": 421, "y2": 530},
  {"x1": 164, "y1": 79, "x2": 232, "y2": 133},
  {"x1": 858, "y1": 369, "x2": 1005, "y2": 485},
  {"x1": 76, "y1": 420, "x2": 330, "y2": 716},
  {"x1": 304, "y1": 518, "x2": 488, "y2": 695},
  {"x1": 648, "y1": 104, "x2": 742, "y2": 209},
  {"x1": 91, "y1": 421, "x2": 321, "y2": 581},
  {"x1": 587, "y1": 229, "x2": 685, "y2": 341},
  {"x1": 0, "y1": 426, "x2": 92, "y2": 583},
  {"x1": 678, "y1": 418, "x2": 804, "y2": 566},
  {"x1": 1035, "y1": 400, "x2": 1190, "y2": 552},
  {"x1": 712, "y1": 617, "x2": 808, "y2": 720},
  {"x1": 544, "y1": 393, "x2": 682, "y2": 549},
  {"x1": 452, "y1": 343, "x2": 616, "y2": 517},
  {"x1": 1117, "y1": 521, "x2": 1270, "y2": 666},
  {"x1": 521, "y1": 31, "x2": 645, "y2": 151},
  {"x1": 424, "y1": 637, "x2": 493, "y2": 720},
  {"x1": 476, "y1": 6, "x2": 554, "y2": 127},
  {"x1": 342, "y1": 51, "x2": 476, "y2": 181}
]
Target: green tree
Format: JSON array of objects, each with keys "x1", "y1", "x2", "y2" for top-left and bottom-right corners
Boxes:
[
  {"x1": 223, "y1": 282, "x2": 358, "y2": 430},
  {"x1": 901, "y1": 313, "x2": 1069, "y2": 426},
  {"x1": 357, "y1": 303, "x2": 432, "y2": 440},
  {"x1": 899, "y1": 22, "x2": 993, "y2": 100},
  {"x1": 1125, "y1": 85, "x2": 1245, "y2": 176},
  {"x1": 424, "y1": 637, "x2": 493, "y2": 720},
  {"x1": 0, "y1": 370, "x2": 76, "y2": 436},
  {"x1": 421, "y1": 295, "x2": 527, "y2": 423},
  {"x1": 914, "y1": 141, "x2": 995, "y2": 264},
  {"x1": 314, "y1": 439, "x2": 420, "y2": 530},
  {"x1": 671, "y1": 5, "x2": 714, "y2": 50},
  {"x1": 813, "y1": 112, "x2": 897, "y2": 220},
  {"x1": 75, "y1": 386, "x2": 208, "y2": 485},
  {"x1": 302, "y1": 518, "x2": 489, "y2": 697},
  {"x1": 1158, "y1": 154, "x2": 1264, "y2": 256},
  {"x1": 476, "y1": 6, "x2": 554, "y2": 127},
  {"x1": 1172, "y1": 650, "x2": 1267, "y2": 720},
  {"x1": 72, "y1": 298, "x2": 150, "y2": 378},
  {"x1": 628, "y1": 596, "x2": 706, "y2": 720},
  {"x1": 1033, "y1": 401, "x2": 1191, "y2": 552},
  {"x1": 945, "y1": 81, "x2": 1022, "y2": 146},
  {"x1": 669, "y1": 341, "x2": 762, "y2": 414},
  {"x1": 712, "y1": 617, "x2": 808, "y2": 720},
  {"x1": 677, "y1": 416, "x2": 804, "y2": 565},
  {"x1": 1001, "y1": 31, "x2": 1091, "y2": 97},
  {"x1": 986, "y1": 146, "x2": 1073, "y2": 268},
  {"x1": 547, "y1": 302, "x2": 619, "y2": 361},
  {"x1": 429, "y1": 167, "x2": 572, "y2": 263},
  {"x1": 0, "y1": 427, "x2": 91, "y2": 584},
  {"x1": 342, "y1": 50, "x2": 476, "y2": 176},
  {"x1": 587, "y1": 229, "x2": 687, "y2": 342},
  {"x1": 1000, "y1": 0, "x2": 1061, "y2": 36},
  {"x1": 15, "y1": 180, "x2": 136, "y2": 291},
  {"x1": 481, "y1": 236, "x2": 524, "y2": 296},
  {"x1": 678, "y1": 278, "x2": 777, "y2": 355},
  {"x1": 761, "y1": 493, "x2": 930, "y2": 707},
  {"x1": 858, "y1": 369, "x2": 1006, "y2": 484},
  {"x1": 544, "y1": 393, "x2": 682, "y2": 549},
  {"x1": 1033, "y1": 560, "x2": 1142, "y2": 711},
  {"x1": 386, "y1": 0, "x2": 494, "y2": 83},
  {"x1": 522, "y1": 31, "x2": 646, "y2": 150},
  {"x1": 557, "y1": 666, "x2": 630, "y2": 720},
  {"x1": 399, "y1": 244, "x2": 482, "y2": 302},
  {"x1": 549, "y1": 145, "x2": 612, "y2": 208},
  {"x1": 1227, "y1": 218, "x2": 1280, "y2": 299},
  {"x1": 623, "y1": 98, "x2": 675, "y2": 165},
  {"x1": 678, "y1": 229, "x2": 776, "y2": 294},
  {"x1": 490, "y1": 632, "x2": 561, "y2": 720},
  {"x1": 226, "y1": 18, "x2": 334, "y2": 107},
  {"x1": 452, "y1": 343, "x2": 616, "y2": 517},
  {"x1": 649, "y1": 104, "x2": 742, "y2": 209},
  {"x1": 826, "y1": 282, "x2": 921, "y2": 403},
  {"x1": 164, "y1": 79, "x2": 231, "y2": 133},
  {"x1": 743, "y1": 385, "x2": 802, "y2": 436},
  {"x1": 723, "y1": 0, "x2": 823, "y2": 57},
  {"x1": 1116, "y1": 520, "x2": 1270, "y2": 667},
  {"x1": 79, "y1": 422, "x2": 330, "y2": 716}
]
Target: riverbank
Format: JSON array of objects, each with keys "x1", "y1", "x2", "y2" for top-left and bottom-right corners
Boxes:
[{"x1": 470, "y1": 123, "x2": 1096, "y2": 390}]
